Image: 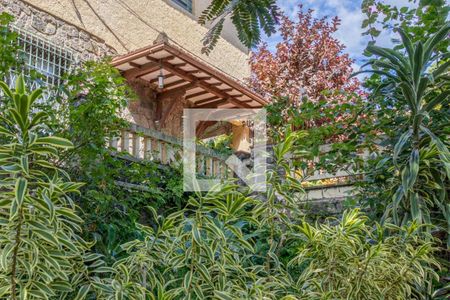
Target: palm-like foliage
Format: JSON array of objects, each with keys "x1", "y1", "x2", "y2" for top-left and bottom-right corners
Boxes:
[
  {"x1": 199, "y1": 0, "x2": 279, "y2": 54},
  {"x1": 290, "y1": 209, "x2": 440, "y2": 299},
  {"x1": 356, "y1": 24, "x2": 450, "y2": 238},
  {"x1": 0, "y1": 76, "x2": 112, "y2": 299},
  {"x1": 112, "y1": 184, "x2": 272, "y2": 299}
]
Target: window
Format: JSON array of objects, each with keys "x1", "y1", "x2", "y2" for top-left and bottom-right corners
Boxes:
[
  {"x1": 172, "y1": 0, "x2": 193, "y2": 13},
  {"x1": 14, "y1": 26, "x2": 75, "y2": 87}
]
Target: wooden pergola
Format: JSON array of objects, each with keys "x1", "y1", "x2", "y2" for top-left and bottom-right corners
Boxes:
[
  {"x1": 112, "y1": 39, "x2": 267, "y2": 152},
  {"x1": 111, "y1": 40, "x2": 268, "y2": 110}
]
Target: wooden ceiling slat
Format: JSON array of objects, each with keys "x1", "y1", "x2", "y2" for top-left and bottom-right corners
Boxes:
[
  {"x1": 123, "y1": 61, "x2": 160, "y2": 80},
  {"x1": 194, "y1": 95, "x2": 221, "y2": 105},
  {"x1": 146, "y1": 57, "x2": 248, "y2": 106},
  {"x1": 112, "y1": 43, "x2": 267, "y2": 108},
  {"x1": 160, "y1": 82, "x2": 197, "y2": 95},
  {"x1": 161, "y1": 79, "x2": 186, "y2": 89},
  {"x1": 197, "y1": 98, "x2": 228, "y2": 108},
  {"x1": 186, "y1": 90, "x2": 210, "y2": 100}
]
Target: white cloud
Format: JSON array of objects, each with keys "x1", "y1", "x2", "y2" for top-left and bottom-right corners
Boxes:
[{"x1": 266, "y1": 0, "x2": 417, "y2": 71}]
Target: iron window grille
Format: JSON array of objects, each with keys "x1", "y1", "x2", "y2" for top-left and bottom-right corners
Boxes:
[
  {"x1": 172, "y1": 0, "x2": 193, "y2": 13},
  {"x1": 12, "y1": 25, "x2": 75, "y2": 87}
]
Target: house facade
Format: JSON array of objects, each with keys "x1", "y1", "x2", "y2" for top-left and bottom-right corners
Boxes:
[{"x1": 1, "y1": 0, "x2": 265, "y2": 159}]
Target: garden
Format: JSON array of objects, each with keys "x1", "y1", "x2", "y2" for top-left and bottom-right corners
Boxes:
[{"x1": 0, "y1": 0, "x2": 448, "y2": 299}]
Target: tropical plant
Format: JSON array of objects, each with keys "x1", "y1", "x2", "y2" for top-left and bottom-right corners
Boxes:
[
  {"x1": 199, "y1": 0, "x2": 280, "y2": 54},
  {"x1": 289, "y1": 209, "x2": 440, "y2": 299},
  {"x1": 0, "y1": 75, "x2": 111, "y2": 299},
  {"x1": 354, "y1": 24, "x2": 450, "y2": 241},
  {"x1": 112, "y1": 183, "x2": 268, "y2": 299}
]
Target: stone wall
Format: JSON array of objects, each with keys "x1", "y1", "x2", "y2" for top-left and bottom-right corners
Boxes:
[{"x1": 0, "y1": 0, "x2": 117, "y2": 61}]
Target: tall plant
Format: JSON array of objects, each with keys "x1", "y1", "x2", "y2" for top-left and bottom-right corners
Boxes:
[
  {"x1": 0, "y1": 76, "x2": 100, "y2": 299},
  {"x1": 355, "y1": 24, "x2": 449, "y2": 238},
  {"x1": 289, "y1": 210, "x2": 440, "y2": 299}
]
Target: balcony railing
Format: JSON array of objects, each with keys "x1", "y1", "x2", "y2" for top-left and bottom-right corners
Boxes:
[{"x1": 109, "y1": 123, "x2": 232, "y2": 179}]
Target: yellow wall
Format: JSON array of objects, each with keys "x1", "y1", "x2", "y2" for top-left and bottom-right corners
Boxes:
[{"x1": 21, "y1": 0, "x2": 251, "y2": 80}]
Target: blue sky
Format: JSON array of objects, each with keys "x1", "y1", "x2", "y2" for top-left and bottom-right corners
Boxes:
[{"x1": 263, "y1": 0, "x2": 413, "y2": 71}]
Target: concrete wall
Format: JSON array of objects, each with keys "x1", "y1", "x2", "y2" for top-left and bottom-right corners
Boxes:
[{"x1": 2, "y1": 0, "x2": 251, "y2": 80}]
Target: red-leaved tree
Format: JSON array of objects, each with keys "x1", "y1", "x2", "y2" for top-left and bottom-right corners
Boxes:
[{"x1": 249, "y1": 6, "x2": 360, "y2": 104}]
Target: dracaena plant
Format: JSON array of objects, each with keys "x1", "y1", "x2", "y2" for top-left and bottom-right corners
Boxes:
[
  {"x1": 289, "y1": 209, "x2": 440, "y2": 299},
  {"x1": 355, "y1": 24, "x2": 450, "y2": 240},
  {"x1": 111, "y1": 183, "x2": 273, "y2": 299},
  {"x1": 0, "y1": 75, "x2": 112, "y2": 299}
]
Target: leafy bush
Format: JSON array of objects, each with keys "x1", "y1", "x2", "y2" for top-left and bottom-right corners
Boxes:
[
  {"x1": 290, "y1": 210, "x2": 439, "y2": 299},
  {"x1": 0, "y1": 76, "x2": 107, "y2": 299}
]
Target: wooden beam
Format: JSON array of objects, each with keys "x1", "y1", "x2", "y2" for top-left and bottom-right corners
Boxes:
[
  {"x1": 228, "y1": 98, "x2": 253, "y2": 108},
  {"x1": 194, "y1": 95, "x2": 221, "y2": 106},
  {"x1": 186, "y1": 90, "x2": 210, "y2": 100},
  {"x1": 147, "y1": 57, "x2": 235, "y2": 101},
  {"x1": 123, "y1": 61, "x2": 159, "y2": 80},
  {"x1": 163, "y1": 45, "x2": 268, "y2": 105},
  {"x1": 161, "y1": 55, "x2": 175, "y2": 61},
  {"x1": 161, "y1": 79, "x2": 186, "y2": 89},
  {"x1": 197, "y1": 98, "x2": 229, "y2": 108},
  {"x1": 129, "y1": 61, "x2": 142, "y2": 68},
  {"x1": 160, "y1": 82, "x2": 196, "y2": 95}
]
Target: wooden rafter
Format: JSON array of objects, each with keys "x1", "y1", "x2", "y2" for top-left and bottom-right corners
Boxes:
[
  {"x1": 186, "y1": 90, "x2": 210, "y2": 100},
  {"x1": 145, "y1": 56, "x2": 247, "y2": 107},
  {"x1": 194, "y1": 95, "x2": 221, "y2": 106},
  {"x1": 124, "y1": 62, "x2": 159, "y2": 79},
  {"x1": 112, "y1": 42, "x2": 268, "y2": 109}
]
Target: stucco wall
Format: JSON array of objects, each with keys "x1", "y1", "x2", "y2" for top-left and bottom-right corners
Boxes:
[{"x1": 6, "y1": 0, "x2": 250, "y2": 80}]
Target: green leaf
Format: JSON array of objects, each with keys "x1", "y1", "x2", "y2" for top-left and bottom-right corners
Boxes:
[
  {"x1": 183, "y1": 271, "x2": 193, "y2": 290},
  {"x1": 73, "y1": 285, "x2": 90, "y2": 300},
  {"x1": 15, "y1": 177, "x2": 27, "y2": 207},
  {"x1": 393, "y1": 130, "x2": 412, "y2": 166},
  {"x1": 32, "y1": 228, "x2": 59, "y2": 246},
  {"x1": 35, "y1": 136, "x2": 74, "y2": 149},
  {"x1": 0, "y1": 80, "x2": 13, "y2": 99},
  {"x1": 15, "y1": 74, "x2": 26, "y2": 94},
  {"x1": 42, "y1": 191, "x2": 55, "y2": 222},
  {"x1": 408, "y1": 149, "x2": 420, "y2": 188},
  {"x1": 214, "y1": 291, "x2": 233, "y2": 300}
]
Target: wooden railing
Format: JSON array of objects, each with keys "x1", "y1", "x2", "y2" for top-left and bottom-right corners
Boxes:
[{"x1": 109, "y1": 123, "x2": 232, "y2": 179}]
